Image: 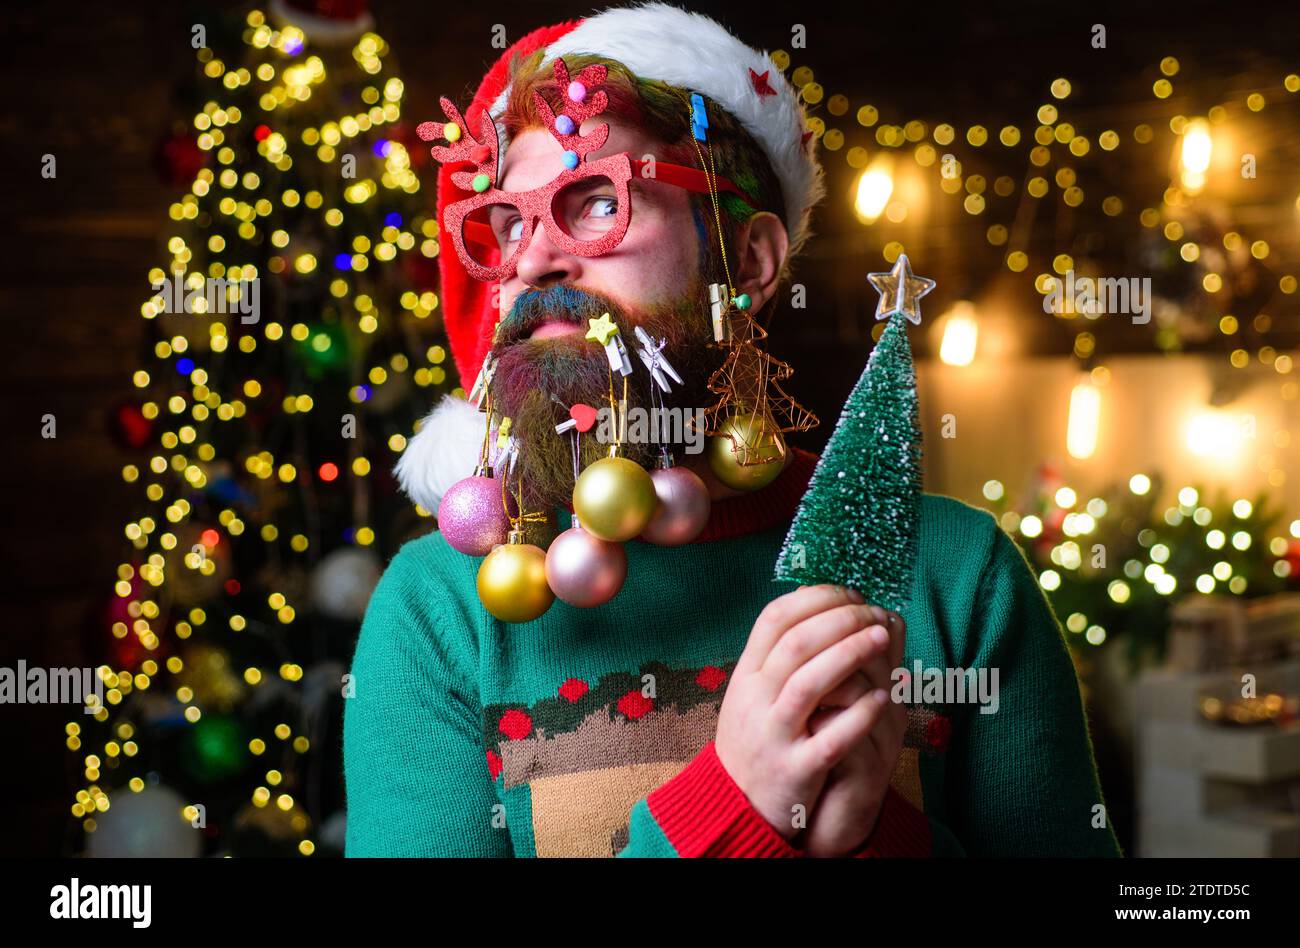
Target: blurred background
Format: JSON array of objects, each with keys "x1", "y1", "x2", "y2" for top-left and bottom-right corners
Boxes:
[{"x1": 2, "y1": 0, "x2": 1299, "y2": 857}]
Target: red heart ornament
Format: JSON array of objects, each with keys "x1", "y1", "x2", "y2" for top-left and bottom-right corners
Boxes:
[{"x1": 569, "y1": 403, "x2": 598, "y2": 432}]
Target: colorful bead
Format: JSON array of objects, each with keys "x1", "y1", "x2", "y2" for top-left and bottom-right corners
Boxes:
[
  {"x1": 555, "y1": 114, "x2": 575, "y2": 136},
  {"x1": 472, "y1": 173, "x2": 491, "y2": 193},
  {"x1": 562, "y1": 150, "x2": 580, "y2": 170},
  {"x1": 733, "y1": 293, "x2": 752, "y2": 311},
  {"x1": 567, "y1": 80, "x2": 587, "y2": 102},
  {"x1": 443, "y1": 122, "x2": 461, "y2": 143}
]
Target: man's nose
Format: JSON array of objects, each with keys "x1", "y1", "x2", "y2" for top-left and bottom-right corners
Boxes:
[{"x1": 514, "y1": 221, "x2": 582, "y2": 288}]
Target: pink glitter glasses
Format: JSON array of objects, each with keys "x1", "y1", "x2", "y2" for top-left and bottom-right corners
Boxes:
[{"x1": 419, "y1": 59, "x2": 745, "y2": 283}]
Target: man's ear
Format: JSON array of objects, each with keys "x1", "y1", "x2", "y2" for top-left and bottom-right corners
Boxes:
[{"x1": 732, "y1": 211, "x2": 788, "y2": 311}]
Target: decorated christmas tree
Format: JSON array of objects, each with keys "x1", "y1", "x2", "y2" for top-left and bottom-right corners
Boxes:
[
  {"x1": 69, "y1": 5, "x2": 452, "y2": 857},
  {"x1": 774, "y1": 254, "x2": 933, "y2": 612}
]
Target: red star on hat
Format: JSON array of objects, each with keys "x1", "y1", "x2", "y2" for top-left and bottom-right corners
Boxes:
[{"x1": 749, "y1": 67, "x2": 777, "y2": 98}]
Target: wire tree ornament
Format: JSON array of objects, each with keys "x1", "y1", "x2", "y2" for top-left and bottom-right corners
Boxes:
[{"x1": 698, "y1": 290, "x2": 818, "y2": 465}]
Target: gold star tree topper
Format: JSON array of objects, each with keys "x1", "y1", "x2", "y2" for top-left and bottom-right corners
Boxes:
[{"x1": 866, "y1": 254, "x2": 935, "y2": 325}]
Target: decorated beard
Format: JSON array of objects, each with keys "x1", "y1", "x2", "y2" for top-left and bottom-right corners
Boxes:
[{"x1": 489, "y1": 281, "x2": 718, "y2": 512}]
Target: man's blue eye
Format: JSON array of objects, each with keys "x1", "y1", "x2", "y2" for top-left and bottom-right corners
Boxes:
[{"x1": 586, "y1": 196, "x2": 617, "y2": 219}]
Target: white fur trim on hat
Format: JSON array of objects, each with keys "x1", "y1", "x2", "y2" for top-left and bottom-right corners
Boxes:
[
  {"x1": 394, "y1": 395, "x2": 484, "y2": 511},
  {"x1": 489, "y1": 1, "x2": 825, "y2": 259}
]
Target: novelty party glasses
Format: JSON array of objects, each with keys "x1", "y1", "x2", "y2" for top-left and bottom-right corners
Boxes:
[{"x1": 419, "y1": 58, "x2": 745, "y2": 283}]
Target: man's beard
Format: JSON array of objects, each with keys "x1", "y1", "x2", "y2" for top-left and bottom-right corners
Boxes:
[{"x1": 487, "y1": 281, "x2": 719, "y2": 511}]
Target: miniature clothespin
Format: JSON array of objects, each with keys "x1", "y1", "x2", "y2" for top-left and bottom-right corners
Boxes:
[
  {"x1": 633, "y1": 325, "x2": 683, "y2": 392},
  {"x1": 690, "y1": 93, "x2": 708, "y2": 142},
  {"x1": 493, "y1": 417, "x2": 518, "y2": 477},
  {"x1": 709, "y1": 283, "x2": 732, "y2": 342},
  {"x1": 555, "y1": 402, "x2": 599, "y2": 435},
  {"x1": 586, "y1": 312, "x2": 633, "y2": 376},
  {"x1": 468, "y1": 351, "x2": 497, "y2": 410}
]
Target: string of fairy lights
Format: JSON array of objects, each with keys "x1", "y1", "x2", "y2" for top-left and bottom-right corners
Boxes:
[
  {"x1": 69, "y1": 10, "x2": 452, "y2": 854},
  {"x1": 780, "y1": 50, "x2": 1300, "y2": 369},
  {"x1": 773, "y1": 49, "x2": 1300, "y2": 645}
]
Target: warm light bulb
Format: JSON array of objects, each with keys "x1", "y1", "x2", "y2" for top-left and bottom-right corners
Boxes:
[
  {"x1": 1067, "y1": 380, "x2": 1101, "y2": 459},
  {"x1": 1180, "y1": 118, "x2": 1212, "y2": 191},
  {"x1": 1185, "y1": 408, "x2": 1245, "y2": 459},
  {"x1": 938, "y1": 302, "x2": 978, "y2": 365},
  {"x1": 854, "y1": 157, "x2": 894, "y2": 222}
]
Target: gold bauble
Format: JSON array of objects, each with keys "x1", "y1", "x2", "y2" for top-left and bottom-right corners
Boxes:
[
  {"x1": 476, "y1": 538, "x2": 554, "y2": 623},
  {"x1": 707, "y1": 412, "x2": 787, "y2": 491},
  {"x1": 571, "y1": 456, "x2": 658, "y2": 541}
]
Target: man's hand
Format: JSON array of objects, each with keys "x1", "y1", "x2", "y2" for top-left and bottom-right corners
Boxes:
[
  {"x1": 714, "y1": 584, "x2": 897, "y2": 843},
  {"x1": 800, "y1": 610, "x2": 908, "y2": 857}
]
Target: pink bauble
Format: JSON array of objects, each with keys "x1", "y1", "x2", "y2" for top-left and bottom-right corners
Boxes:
[
  {"x1": 544, "y1": 524, "x2": 627, "y2": 608},
  {"x1": 640, "y1": 466, "x2": 711, "y2": 545},
  {"x1": 437, "y1": 475, "x2": 511, "y2": 556}
]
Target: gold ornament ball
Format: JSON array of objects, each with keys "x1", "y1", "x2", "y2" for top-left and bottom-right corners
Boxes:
[
  {"x1": 476, "y1": 541, "x2": 554, "y2": 623},
  {"x1": 571, "y1": 456, "x2": 658, "y2": 541},
  {"x1": 708, "y1": 412, "x2": 787, "y2": 491}
]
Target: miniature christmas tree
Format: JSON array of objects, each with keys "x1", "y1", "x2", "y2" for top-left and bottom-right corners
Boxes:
[{"x1": 774, "y1": 254, "x2": 934, "y2": 612}]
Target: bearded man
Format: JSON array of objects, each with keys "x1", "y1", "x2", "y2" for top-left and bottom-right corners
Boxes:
[{"x1": 343, "y1": 3, "x2": 1122, "y2": 859}]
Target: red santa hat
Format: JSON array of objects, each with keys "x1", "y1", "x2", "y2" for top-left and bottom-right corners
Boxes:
[{"x1": 396, "y1": 2, "x2": 824, "y2": 512}]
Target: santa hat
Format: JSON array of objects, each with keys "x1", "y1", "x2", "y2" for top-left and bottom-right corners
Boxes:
[{"x1": 396, "y1": 2, "x2": 824, "y2": 512}]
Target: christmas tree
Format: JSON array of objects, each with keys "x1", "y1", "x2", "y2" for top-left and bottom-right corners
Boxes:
[
  {"x1": 69, "y1": 6, "x2": 452, "y2": 857},
  {"x1": 774, "y1": 255, "x2": 932, "y2": 612}
]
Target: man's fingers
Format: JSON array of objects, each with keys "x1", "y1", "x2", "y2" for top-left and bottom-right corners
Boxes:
[
  {"x1": 799, "y1": 688, "x2": 891, "y2": 772},
  {"x1": 817, "y1": 670, "x2": 872, "y2": 710},
  {"x1": 867, "y1": 697, "x2": 908, "y2": 761},
  {"x1": 806, "y1": 705, "x2": 840, "y2": 734},
  {"x1": 855, "y1": 628, "x2": 896, "y2": 693},
  {"x1": 772, "y1": 630, "x2": 886, "y2": 737},
  {"x1": 886, "y1": 610, "x2": 907, "y2": 670},
  {"x1": 736, "y1": 585, "x2": 865, "y2": 675},
  {"x1": 760, "y1": 605, "x2": 888, "y2": 687}
]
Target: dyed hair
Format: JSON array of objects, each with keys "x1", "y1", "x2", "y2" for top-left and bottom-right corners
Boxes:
[{"x1": 502, "y1": 50, "x2": 790, "y2": 307}]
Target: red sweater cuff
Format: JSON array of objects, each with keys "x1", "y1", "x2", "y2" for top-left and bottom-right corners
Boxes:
[
  {"x1": 646, "y1": 741, "x2": 802, "y2": 858},
  {"x1": 853, "y1": 784, "x2": 933, "y2": 858}
]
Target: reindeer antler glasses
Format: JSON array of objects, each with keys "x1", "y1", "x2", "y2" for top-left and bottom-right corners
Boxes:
[{"x1": 419, "y1": 58, "x2": 746, "y2": 283}]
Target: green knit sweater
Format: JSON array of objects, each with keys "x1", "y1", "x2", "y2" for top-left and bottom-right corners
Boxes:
[{"x1": 343, "y1": 449, "x2": 1123, "y2": 857}]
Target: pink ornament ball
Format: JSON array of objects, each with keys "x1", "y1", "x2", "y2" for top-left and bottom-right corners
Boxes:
[
  {"x1": 437, "y1": 475, "x2": 512, "y2": 556},
  {"x1": 544, "y1": 524, "x2": 627, "y2": 608},
  {"x1": 640, "y1": 465, "x2": 711, "y2": 546},
  {"x1": 567, "y1": 80, "x2": 587, "y2": 102}
]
